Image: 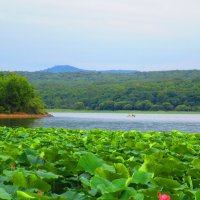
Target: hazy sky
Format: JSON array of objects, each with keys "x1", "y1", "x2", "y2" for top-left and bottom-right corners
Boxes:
[{"x1": 0, "y1": 0, "x2": 200, "y2": 71}]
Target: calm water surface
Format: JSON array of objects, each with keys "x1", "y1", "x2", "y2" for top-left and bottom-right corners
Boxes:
[{"x1": 0, "y1": 112, "x2": 199, "y2": 133}]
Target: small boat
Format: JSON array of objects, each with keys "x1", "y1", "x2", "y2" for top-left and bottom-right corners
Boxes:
[{"x1": 127, "y1": 114, "x2": 136, "y2": 117}]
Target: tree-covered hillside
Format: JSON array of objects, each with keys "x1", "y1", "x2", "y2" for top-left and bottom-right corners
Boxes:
[
  {"x1": 0, "y1": 73, "x2": 45, "y2": 114},
  {"x1": 20, "y1": 70, "x2": 200, "y2": 111}
]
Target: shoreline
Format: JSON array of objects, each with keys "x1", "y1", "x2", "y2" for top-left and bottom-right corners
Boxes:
[
  {"x1": 0, "y1": 112, "x2": 53, "y2": 119},
  {"x1": 46, "y1": 109, "x2": 200, "y2": 114}
]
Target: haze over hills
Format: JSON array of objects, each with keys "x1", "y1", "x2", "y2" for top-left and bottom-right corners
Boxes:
[{"x1": 41, "y1": 65, "x2": 139, "y2": 73}]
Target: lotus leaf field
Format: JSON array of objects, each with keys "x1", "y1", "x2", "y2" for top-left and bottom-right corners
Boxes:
[{"x1": 0, "y1": 127, "x2": 200, "y2": 199}]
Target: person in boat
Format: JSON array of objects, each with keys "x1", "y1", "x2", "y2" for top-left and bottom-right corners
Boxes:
[{"x1": 127, "y1": 114, "x2": 136, "y2": 117}]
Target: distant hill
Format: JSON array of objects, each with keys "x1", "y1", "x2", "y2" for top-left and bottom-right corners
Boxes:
[
  {"x1": 41, "y1": 65, "x2": 138, "y2": 73},
  {"x1": 43, "y1": 65, "x2": 84, "y2": 73}
]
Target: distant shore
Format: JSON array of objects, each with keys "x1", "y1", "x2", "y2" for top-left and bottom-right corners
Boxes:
[
  {"x1": 46, "y1": 109, "x2": 200, "y2": 114},
  {"x1": 0, "y1": 112, "x2": 53, "y2": 119}
]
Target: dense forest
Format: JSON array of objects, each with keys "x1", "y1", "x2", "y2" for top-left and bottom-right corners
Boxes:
[
  {"x1": 0, "y1": 73, "x2": 44, "y2": 114},
  {"x1": 18, "y1": 70, "x2": 200, "y2": 111}
]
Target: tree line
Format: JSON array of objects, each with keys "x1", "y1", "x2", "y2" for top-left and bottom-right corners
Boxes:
[
  {"x1": 0, "y1": 73, "x2": 44, "y2": 114},
  {"x1": 19, "y1": 70, "x2": 200, "y2": 111}
]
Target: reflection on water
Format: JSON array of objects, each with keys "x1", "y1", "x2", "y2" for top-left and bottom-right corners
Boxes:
[
  {"x1": 0, "y1": 118, "x2": 35, "y2": 128},
  {"x1": 0, "y1": 113, "x2": 199, "y2": 133}
]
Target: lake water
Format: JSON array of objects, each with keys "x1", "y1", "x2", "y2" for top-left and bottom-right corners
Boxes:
[{"x1": 0, "y1": 112, "x2": 200, "y2": 133}]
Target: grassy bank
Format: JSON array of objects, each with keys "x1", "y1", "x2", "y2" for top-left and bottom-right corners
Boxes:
[{"x1": 46, "y1": 108, "x2": 200, "y2": 114}]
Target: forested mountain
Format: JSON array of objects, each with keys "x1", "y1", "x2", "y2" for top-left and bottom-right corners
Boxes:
[
  {"x1": 42, "y1": 65, "x2": 83, "y2": 73},
  {"x1": 18, "y1": 70, "x2": 200, "y2": 111}
]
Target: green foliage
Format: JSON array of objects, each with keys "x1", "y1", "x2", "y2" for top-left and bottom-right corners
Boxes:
[
  {"x1": 132, "y1": 171, "x2": 153, "y2": 185},
  {"x1": 123, "y1": 104, "x2": 133, "y2": 110},
  {"x1": 0, "y1": 73, "x2": 44, "y2": 114},
  {"x1": 0, "y1": 188, "x2": 12, "y2": 200},
  {"x1": 74, "y1": 102, "x2": 85, "y2": 110},
  {"x1": 135, "y1": 100, "x2": 153, "y2": 111},
  {"x1": 161, "y1": 102, "x2": 174, "y2": 111},
  {"x1": 18, "y1": 70, "x2": 200, "y2": 111},
  {"x1": 0, "y1": 127, "x2": 200, "y2": 199},
  {"x1": 175, "y1": 104, "x2": 191, "y2": 111},
  {"x1": 99, "y1": 100, "x2": 115, "y2": 110},
  {"x1": 195, "y1": 189, "x2": 200, "y2": 200},
  {"x1": 78, "y1": 153, "x2": 104, "y2": 174}
]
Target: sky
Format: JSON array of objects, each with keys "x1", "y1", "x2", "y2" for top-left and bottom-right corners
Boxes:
[{"x1": 0, "y1": 0, "x2": 200, "y2": 71}]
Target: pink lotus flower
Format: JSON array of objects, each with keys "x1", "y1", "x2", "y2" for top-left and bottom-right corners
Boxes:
[{"x1": 157, "y1": 192, "x2": 171, "y2": 200}]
